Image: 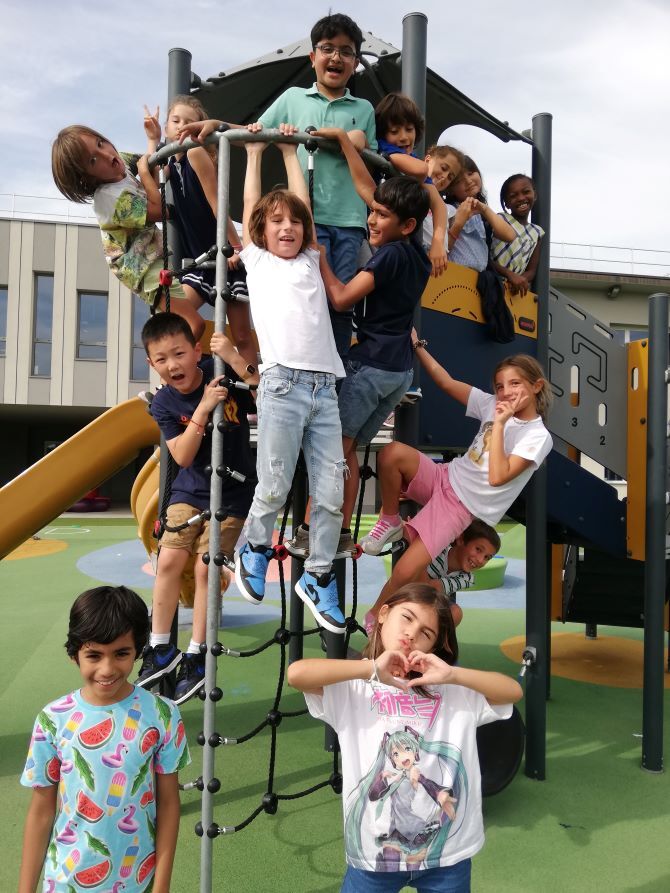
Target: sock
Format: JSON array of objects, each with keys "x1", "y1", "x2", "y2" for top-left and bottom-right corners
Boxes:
[
  {"x1": 379, "y1": 513, "x2": 402, "y2": 527},
  {"x1": 341, "y1": 527, "x2": 351, "y2": 535},
  {"x1": 187, "y1": 639, "x2": 202, "y2": 655},
  {"x1": 302, "y1": 523, "x2": 310, "y2": 532},
  {"x1": 150, "y1": 632, "x2": 170, "y2": 648}
]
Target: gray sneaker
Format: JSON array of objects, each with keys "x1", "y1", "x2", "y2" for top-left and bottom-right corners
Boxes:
[
  {"x1": 335, "y1": 530, "x2": 359, "y2": 558},
  {"x1": 285, "y1": 524, "x2": 309, "y2": 558}
]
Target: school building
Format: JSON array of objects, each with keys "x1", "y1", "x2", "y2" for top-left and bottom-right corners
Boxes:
[{"x1": 0, "y1": 211, "x2": 668, "y2": 503}]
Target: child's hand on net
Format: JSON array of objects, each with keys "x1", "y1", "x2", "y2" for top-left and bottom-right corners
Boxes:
[
  {"x1": 227, "y1": 254, "x2": 242, "y2": 270},
  {"x1": 143, "y1": 105, "x2": 161, "y2": 142},
  {"x1": 210, "y1": 331, "x2": 234, "y2": 361},
  {"x1": 200, "y1": 377, "x2": 229, "y2": 413},
  {"x1": 405, "y1": 651, "x2": 454, "y2": 688}
]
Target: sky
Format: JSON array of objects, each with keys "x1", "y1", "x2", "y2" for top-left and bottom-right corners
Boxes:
[{"x1": 2, "y1": 0, "x2": 669, "y2": 271}]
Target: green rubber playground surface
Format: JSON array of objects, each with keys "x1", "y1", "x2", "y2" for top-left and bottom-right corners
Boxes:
[{"x1": 2, "y1": 519, "x2": 669, "y2": 892}]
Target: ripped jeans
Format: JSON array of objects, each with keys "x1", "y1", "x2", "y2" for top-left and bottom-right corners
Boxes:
[{"x1": 244, "y1": 364, "x2": 345, "y2": 575}]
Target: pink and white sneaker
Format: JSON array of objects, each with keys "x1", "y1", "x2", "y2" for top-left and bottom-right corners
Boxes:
[{"x1": 360, "y1": 518, "x2": 404, "y2": 556}]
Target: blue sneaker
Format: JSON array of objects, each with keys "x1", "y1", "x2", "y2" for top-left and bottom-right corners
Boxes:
[
  {"x1": 295, "y1": 570, "x2": 346, "y2": 635},
  {"x1": 135, "y1": 643, "x2": 182, "y2": 688},
  {"x1": 174, "y1": 653, "x2": 206, "y2": 705},
  {"x1": 235, "y1": 542, "x2": 274, "y2": 604}
]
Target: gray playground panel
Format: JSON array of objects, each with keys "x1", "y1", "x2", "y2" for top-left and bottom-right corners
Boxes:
[{"x1": 547, "y1": 287, "x2": 628, "y2": 478}]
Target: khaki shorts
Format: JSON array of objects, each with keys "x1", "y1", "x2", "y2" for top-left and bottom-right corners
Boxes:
[
  {"x1": 160, "y1": 503, "x2": 244, "y2": 558},
  {"x1": 138, "y1": 257, "x2": 187, "y2": 307}
]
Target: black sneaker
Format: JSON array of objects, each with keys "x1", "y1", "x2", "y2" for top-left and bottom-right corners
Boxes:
[
  {"x1": 136, "y1": 644, "x2": 182, "y2": 688},
  {"x1": 174, "y1": 654, "x2": 206, "y2": 705}
]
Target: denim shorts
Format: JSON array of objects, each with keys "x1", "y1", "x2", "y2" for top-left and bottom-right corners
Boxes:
[
  {"x1": 338, "y1": 360, "x2": 413, "y2": 445},
  {"x1": 341, "y1": 858, "x2": 471, "y2": 892}
]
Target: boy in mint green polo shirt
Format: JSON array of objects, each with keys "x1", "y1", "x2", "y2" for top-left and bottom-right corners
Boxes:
[{"x1": 258, "y1": 13, "x2": 377, "y2": 358}]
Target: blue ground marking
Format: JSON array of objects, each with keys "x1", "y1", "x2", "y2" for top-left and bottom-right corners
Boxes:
[{"x1": 77, "y1": 541, "x2": 528, "y2": 627}]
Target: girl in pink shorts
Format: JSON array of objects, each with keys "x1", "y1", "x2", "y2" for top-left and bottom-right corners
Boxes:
[{"x1": 362, "y1": 343, "x2": 553, "y2": 616}]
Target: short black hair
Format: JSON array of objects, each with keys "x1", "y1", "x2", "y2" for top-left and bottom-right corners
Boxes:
[
  {"x1": 375, "y1": 93, "x2": 425, "y2": 144},
  {"x1": 141, "y1": 311, "x2": 196, "y2": 354},
  {"x1": 311, "y1": 13, "x2": 363, "y2": 54},
  {"x1": 500, "y1": 173, "x2": 536, "y2": 211},
  {"x1": 65, "y1": 585, "x2": 150, "y2": 659},
  {"x1": 374, "y1": 176, "x2": 430, "y2": 230},
  {"x1": 461, "y1": 519, "x2": 501, "y2": 553}
]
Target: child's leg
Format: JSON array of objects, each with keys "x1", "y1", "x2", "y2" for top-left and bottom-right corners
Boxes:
[
  {"x1": 302, "y1": 378, "x2": 345, "y2": 576},
  {"x1": 341, "y1": 436, "x2": 359, "y2": 531},
  {"x1": 243, "y1": 368, "x2": 307, "y2": 549},
  {"x1": 226, "y1": 289, "x2": 258, "y2": 370},
  {"x1": 371, "y1": 536, "x2": 433, "y2": 613},
  {"x1": 157, "y1": 287, "x2": 205, "y2": 342},
  {"x1": 151, "y1": 546, "x2": 191, "y2": 634},
  {"x1": 377, "y1": 441, "x2": 423, "y2": 516}
]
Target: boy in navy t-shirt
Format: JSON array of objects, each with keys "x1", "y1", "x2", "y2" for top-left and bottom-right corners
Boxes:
[
  {"x1": 286, "y1": 127, "x2": 431, "y2": 559},
  {"x1": 135, "y1": 313, "x2": 258, "y2": 704}
]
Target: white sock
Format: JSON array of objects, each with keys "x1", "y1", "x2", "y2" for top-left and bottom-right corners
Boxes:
[
  {"x1": 150, "y1": 632, "x2": 171, "y2": 648},
  {"x1": 187, "y1": 639, "x2": 202, "y2": 655}
]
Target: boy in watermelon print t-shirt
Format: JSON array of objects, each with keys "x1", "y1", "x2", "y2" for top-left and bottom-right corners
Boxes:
[{"x1": 18, "y1": 585, "x2": 190, "y2": 893}]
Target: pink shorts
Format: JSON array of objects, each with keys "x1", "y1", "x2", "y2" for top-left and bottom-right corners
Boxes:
[{"x1": 404, "y1": 454, "x2": 473, "y2": 560}]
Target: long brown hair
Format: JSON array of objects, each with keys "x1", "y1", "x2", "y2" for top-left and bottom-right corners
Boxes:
[{"x1": 364, "y1": 583, "x2": 459, "y2": 668}]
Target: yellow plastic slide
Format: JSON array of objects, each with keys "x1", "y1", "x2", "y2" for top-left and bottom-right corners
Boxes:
[{"x1": 0, "y1": 397, "x2": 159, "y2": 560}]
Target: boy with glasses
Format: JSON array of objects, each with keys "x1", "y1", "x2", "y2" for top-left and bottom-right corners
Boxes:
[{"x1": 257, "y1": 13, "x2": 377, "y2": 359}]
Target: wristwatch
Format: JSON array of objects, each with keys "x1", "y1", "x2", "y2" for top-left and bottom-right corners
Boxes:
[{"x1": 243, "y1": 364, "x2": 257, "y2": 380}]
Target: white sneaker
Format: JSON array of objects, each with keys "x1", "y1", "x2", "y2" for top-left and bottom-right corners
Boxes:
[{"x1": 361, "y1": 518, "x2": 404, "y2": 556}]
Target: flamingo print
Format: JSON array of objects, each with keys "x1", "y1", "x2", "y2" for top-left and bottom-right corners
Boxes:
[
  {"x1": 101, "y1": 742, "x2": 128, "y2": 768},
  {"x1": 117, "y1": 804, "x2": 140, "y2": 834},
  {"x1": 55, "y1": 818, "x2": 78, "y2": 844}
]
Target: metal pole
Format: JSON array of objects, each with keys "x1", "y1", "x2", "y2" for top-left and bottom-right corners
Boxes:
[
  {"x1": 396, "y1": 12, "x2": 428, "y2": 450},
  {"x1": 524, "y1": 112, "x2": 552, "y2": 781},
  {"x1": 289, "y1": 463, "x2": 307, "y2": 664},
  {"x1": 642, "y1": 292, "x2": 668, "y2": 773},
  {"x1": 199, "y1": 131, "x2": 231, "y2": 893}
]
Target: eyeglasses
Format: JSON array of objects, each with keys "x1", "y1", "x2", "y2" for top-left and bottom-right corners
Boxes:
[{"x1": 313, "y1": 43, "x2": 357, "y2": 61}]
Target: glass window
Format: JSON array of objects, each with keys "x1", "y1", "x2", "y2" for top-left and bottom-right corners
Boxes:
[
  {"x1": 0, "y1": 286, "x2": 7, "y2": 357},
  {"x1": 77, "y1": 291, "x2": 108, "y2": 360},
  {"x1": 130, "y1": 294, "x2": 150, "y2": 381},
  {"x1": 32, "y1": 274, "x2": 53, "y2": 376}
]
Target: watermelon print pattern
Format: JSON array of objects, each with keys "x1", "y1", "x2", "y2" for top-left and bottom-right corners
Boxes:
[{"x1": 21, "y1": 687, "x2": 190, "y2": 892}]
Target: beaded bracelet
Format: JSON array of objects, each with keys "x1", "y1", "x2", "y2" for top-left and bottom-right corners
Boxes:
[
  {"x1": 189, "y1": 418, "x2": 205, "y2": 435},
  {"x1": 413, "y1": 338, "x2": 428, "y2": 351}
]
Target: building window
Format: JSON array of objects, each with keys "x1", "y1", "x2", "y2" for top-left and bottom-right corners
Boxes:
[
  {"x1": 77, "y1": 291, "x2": 108, "y2": 360},
  {"x1": 0, "y1": 286, "x2": 7, "y2": 357},
  {"x1": 32, "y1": 274, "x2": 54, "y2": 376},
  {"x1": 130, "y1": 294, "x2": 150, "y2": 381}
]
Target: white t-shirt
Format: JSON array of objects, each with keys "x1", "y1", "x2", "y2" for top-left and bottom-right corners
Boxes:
[
  {"x1": 449, "y1": 388, "x2": 552, "y2": 524},
  {"x1": 240, "y1": 243, "x2": 344, "y2": 377},
  {"x1": 306, "y1": 679, "x2": 510, "y2": 872}
]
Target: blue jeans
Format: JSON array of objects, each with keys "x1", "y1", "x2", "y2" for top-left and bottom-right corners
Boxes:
[
  {"x1": 339, "y1": 361, "x2": 414, "y2": 445},
  {"x1": 316, "y1": 224, "x2": 367, "y2": 359},
  {"x1": 341, "y1": 859, "x2": 471, "y2": 893},
  {"x1": 245, "y1": 365, "x2": 345, "y2": 575}
]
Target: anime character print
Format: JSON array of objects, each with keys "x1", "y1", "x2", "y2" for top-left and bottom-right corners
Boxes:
[{"x1": 344, "y1": 726, "x2": 468, "y2": 871}]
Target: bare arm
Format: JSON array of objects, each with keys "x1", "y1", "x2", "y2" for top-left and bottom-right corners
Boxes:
[
  {"x1": 524, "y1": 240, "x2": 542, "y2": 287},
  {"x1": 425, "y1": 183, "x2": 448, "y2": 277},
  {"x1": 319, "y1": 248, "x2": 374, "y2": 310},
  {"x1": 406, "y1": 652, "x2": 523, "y2": 705},
  {"x1": 412, "y1": 337, "x2": 472, "y2": 405},
  {"x1": 18, "y1": 785, "x2": 57, "y2": 893},
  {"x1": 242, "y1": 142, "x2": 266, "y2": 247},
  {"x1": 210, "y1": 331, "x2": 259, "y2": 386},
  {"x1": 152, "y1": 772, "x2": 180, "y2": 893},
  {"x1": 187, "y1": 145, "x2": 219, "y2": 219},
  {"x1": 388, "y1": 152, "x2": 429, "y2": 182},
  {"x1": 287, "y1": 651, "x2": 412, "y2": 696},
  {"x1": 476, "y1": 202, "x2": 516, "y2": 241},
  {"x1": 165, "y1": 380, "x2": 229, "y2": 467},
  {"x1": 314, "y1": 127, "x2": 377, "y2": 208},
  {"x1": 487, "y1": 410, "x2": 535, "y2": 486}
]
